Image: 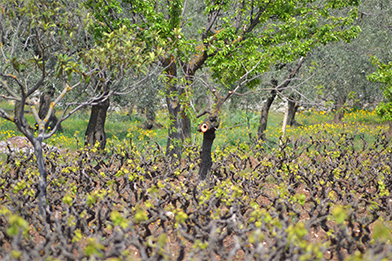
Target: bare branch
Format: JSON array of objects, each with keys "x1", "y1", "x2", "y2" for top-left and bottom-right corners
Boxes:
[
  {"x1": 274, "y1": 57, "x2": 305, "y2": 91},
  {"x1": 0, "y1": 107, "x2": 14, "y2": 122},
  {"x1": 112, "y1": 66, "x2": 162, "y2": 96},
  {"x1": 0, "y1": 78, "x2": 20, "y2": 100},
  {"x1": 181, "y1": 0, "x2": 188, "y2": 18},
  {"x1": 23, "y1": 34, "x2": 36, "y2": 50},
  {"x1": 43, "y1": 92, "x2": 110, "y2": 140},
  {"x1": 30, "y1": 104, "x2": 43, "y2": 132},
  {"x1": 0, "y1": 72, "x2": 26, "y2": 93},
  {"x1": 0, "y1": 41, "x2": 8, "y2": 61},
  {"x1": 10, "y1": 19, "x2": 22, "y2": 56},
  {"x1": 26, "y1": 54, "x2": 46, "y2": 97},
  {"x1": 232, "y1": 90, "x2": 255, "y2": 97},
  {"x1": 196, "y1": 110, "x2": 209, "y2": 118}
]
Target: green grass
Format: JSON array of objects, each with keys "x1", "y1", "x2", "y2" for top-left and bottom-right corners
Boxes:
[{"x1": 0, "y1": 102, "x2": 389, "y2": 152}]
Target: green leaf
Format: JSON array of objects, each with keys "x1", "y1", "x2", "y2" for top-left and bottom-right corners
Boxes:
[
  {"x1": 372, "y1": 220, "x2": 392, "y2": 242},
  {"x1": 110, "y1": 210, "x2": 129, "y2": 229},
  {"x1": 63, "y1": 194, "x2": 73, "y2": 205},
  {"x1": 332, "y1": 205, "x2": 348, "y2": 224},
  {"x1": 84, "y1": 238, "x2": 104, "y2": 258},
  {"x1": 134, "y1": 208, "x2": 148, "y2": 223}
]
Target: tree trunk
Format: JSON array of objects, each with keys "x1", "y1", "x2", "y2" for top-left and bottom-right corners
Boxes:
[
  {"x1": 142, "y1": 103, "x2": 160, "y2": 130},
  {"x1": 199, "y1": 128, "x2": 215, "y2": 180},
  {"x1": 257, "y1": 79, "x2": 278, "y2": 140},
  {"x1": 15, "y1": 101, "x2": 34, "y2": 134},
  {"x1": 287, "y1": 95, "x2": 300, "y2": 126},
  {"x1": 198, "y1": 93, "x2": 227, "y2": 181},
  {"x1": 182, "y1": 110, "x2": 192, "y2": 141},
  {"x1": 388, "y1": 121, "x2": 392, "y2": 138},
  {"x1": 257, "y1": 57, "x2": 305, "y2": 140},
  {"x1": 181, "y1": 74, "x2": 194, "y2": 142},
  {"x1": 281, "y1": 99, "x2": 289, "y2": 141},
  {"x1": 38, "y1": 91, "x2": 62, "y2": 132},
  {"x1": 333, "y1": 95, "x2": 346, "y2": 123},
  {"x1": 166, "y1": 92, "x2": 183, "y2": 159},
  {"x1": 164, "y1": 59, "x2": 187, "y2": 160},
  {"x1": 163, "y1": 44, "x2": 208, "y2": 157},
  {"x1": 257, "y1": 90, "x2": 277, "y2": 140},
  {"x1": 33, "y1": 140, "x2": 47, "y2": 217},
  {"x1": 85, "y1": 98, "x2": 110, "y2": 150},
  {"x1": 146, "y1": 105, "x2": 156, "y2": 122}
]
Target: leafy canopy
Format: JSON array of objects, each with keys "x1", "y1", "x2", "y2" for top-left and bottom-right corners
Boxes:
[
  {"x1": 368, "y1": 57, "x2": 392, "y2": 122},
  {"x1": 86, "y1": 0, "x2": 361, "y2": 90}
]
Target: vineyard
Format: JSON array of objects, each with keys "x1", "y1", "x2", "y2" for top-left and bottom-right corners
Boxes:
[{"x1": 1, "y1": 131, "x2": 392, "y2": 260}]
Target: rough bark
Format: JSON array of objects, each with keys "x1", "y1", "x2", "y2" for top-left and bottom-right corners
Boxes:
[
  {"x1": 388, "y1": 121, "x2": 392, "y2": 138},
  {"x1": 166, "y1": 92, "x2": 183, "y2": 158},
  {"x1": 182, "y1": 110, "x2": 192, "y2": 141},
  {"x1": 198, "y1": 93, "x2": 227, "y2": 181},
  {"x1": 333, "y1": 95, "x2": 346, "y2": 123},
  {"x1": 287, "y1": 95, "x2": 300, "y2": 126},
  {"x1": 163, "y1": 36, "x2": 209, "y2": 158},
  {"x1": 15, "y1": 101, "x2": 34, "y2": 134},
  {"x1": 33, "y1": 140, "x2": 47, "y2": 217},
  {"x1": 257, "y1": 57, "x2": 304, "y2": 140},
  {"x1": 38, "y1": 91, "x2": 62, "y2": 132},
  {"x1": 257, "y1": 80, "x2": 278, "y2": 140},
  {"x1": 199, "y1": 126, "x2": 216, "y2": 180},
  {"x1": 181, "y1": 73, "x2": 195, "y2": 142},
  {"x1": 13, "y1": 101, "x2": 47, "y2": 217},
  {"x1": 146, "y1": 105, "x2": 156, "y2": 123},
  {"x1": 141, "y1": 104, "x2": 163, "y2": 130},
  {"x1": 164, "y1": 59, "x2": 183, "y2": 159},
  {"x1": 85, "y1": 98, "x2": 110, "y2": 150}
]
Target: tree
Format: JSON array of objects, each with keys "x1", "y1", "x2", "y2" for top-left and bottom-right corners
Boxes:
[
  {"x1": 296, "y1": 0, "x2": 391, "y2": 119},
  {"x1": 257, "y1": 57, "x2": 305, "y2": 140},
  {"x1": 368, "y1": 58, "x2": 392, "y2": 136},
  {"x1": 38, "y1": 87, "x2": 62, "y2": 132},
  {"x1": 82, "y1": 0, "x2": 165, "y2": 150},
  {"x1": 88, "y1": 0, "x2": 361, "y2": 160},
  {"x1": 0, "y1": 0, "x2": 158, "y2": 216},
  {"x1": 0, "y1": 0, "x2": 87, "y2": 216}
]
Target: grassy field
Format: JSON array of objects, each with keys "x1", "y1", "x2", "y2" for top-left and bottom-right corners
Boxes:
[{"x1": 0, "y1": 102, "x2": 388, "y2": 151}]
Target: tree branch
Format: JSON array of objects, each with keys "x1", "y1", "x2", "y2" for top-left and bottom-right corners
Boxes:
[
  {"x1": 0, "y1": 78, "x2": 20, "y2": 100},
  {"x1": 275, "y1": 57, "x2": 305, "y2": 91},
  {"x1": 246, "y1": 3, "x2": 270, "y2": 34},
  {"x1": 0, "y1": 108, "x2": 14, "y2": 122},
  {"x1": 205, "y1": 0, "x2": 225, "y2": 35}
]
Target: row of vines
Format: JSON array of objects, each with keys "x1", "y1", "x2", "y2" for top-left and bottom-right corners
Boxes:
[{"x1": 1, "y1": 132, "x2": 392, "y2": 260}]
